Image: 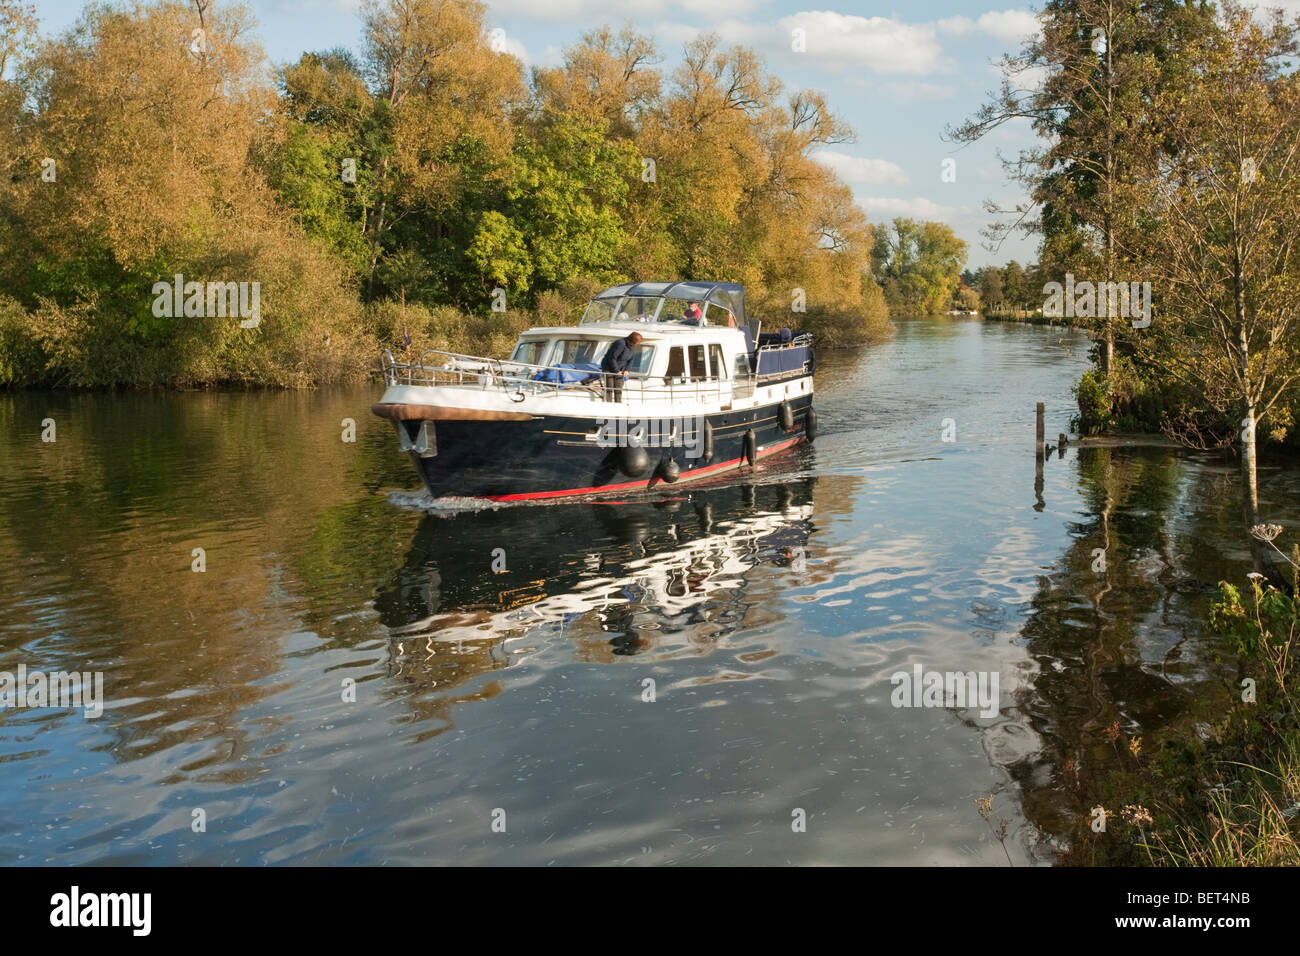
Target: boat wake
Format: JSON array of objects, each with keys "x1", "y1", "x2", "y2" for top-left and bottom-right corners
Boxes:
[{"x1": 385, "y1": 489, "x2": 509, "y2": 513}]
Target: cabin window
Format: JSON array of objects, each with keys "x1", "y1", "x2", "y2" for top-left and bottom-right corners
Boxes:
[
  {"x1": 664, "y1": 346, "x2": 682, "y2": 379},
  {"x1": 596, "y1": 340, "x2": 655, "y2": 376},
  {"x1": 732, "y1": 351, "x2": 754, "y2": 398},
  {"x1": 628, "y1": 345, "x2": 655, "y2": 376},
  {"x1": 511, "y1": 340, "x2": 546, "y2": 367},
  {"x1": 617, "y1": 297, "x2": 661, "y2": 321},
  {"x1": 708, "y1": 344, "x2": 727, "y2": 380},
  {"x1": 665, "y1": 344, "x2": 706, "y2": 380},
  {"x1": 687, "y1": 344, "x2": 707, "y2": 380},
  {"x1": 552, "y1": 338, "x2": 602, "y2": 365},
  {"x1": 662, "y1": 297, "x2": 707, "y2": 324}
]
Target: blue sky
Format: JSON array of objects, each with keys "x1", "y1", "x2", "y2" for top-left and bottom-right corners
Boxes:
[{"x1": 28, "y1": 1, "x2": 1300, "y2": 269}]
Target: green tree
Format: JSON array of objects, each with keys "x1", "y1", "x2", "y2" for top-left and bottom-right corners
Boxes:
[
  {"x1": 952, "y1": 0, "x2": 1214, "y2": 374},
  {"x1": 873, "y1": 218, "x2": 967, "y2": 314},
  {"x1": 980, "y1": 265, "x2": 1005, "y2": 310},
  {"x1": 359, "y1": 0, "x2": 525, "y2": 300},
  {"x1": 1003, "y1": 260, "x2": 1028, "y2": 309},
  {"x1": 0, "y1": 0, "x2": 367, "y2": 386},
  {"x1": 267, "y1": 49, "x2": 376, "y2": 277},
  {"x1": 1128, "y1": 6, "x2": 1300, "y2": 564}
]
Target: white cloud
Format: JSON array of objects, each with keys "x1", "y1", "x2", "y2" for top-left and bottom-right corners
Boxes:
[
  {"x1": 976, "y1": 10, "x2": 1041, "y2": 43},
  {"x1": 655, "y1": 14, "x2": 949, "y2": 74},
  {"x1": 502, "y1": 35, "x2": 529, "y2": 62},
  {"x1": 814, "y1": 151, "x2": 911, "y2": 186},
  {"x1": 937, "y1": 16, "x2": 974, "y2": 37},
  {"x1": 933, "y1": 10, "x2": 1040, "y2": 44},
  {"x1": 782, "y1": 12, "x2": 949, "y2": 74},
  {"x1": 537, "y1": 44, "x2": 565, "y2": 69},
  {"x1": 854, "y1": 196, "x2": 970, "y2": 220},
  {"x1": 486, "y1": 27, "x2": 530, "y2": 63},
  {"x1": 651, "y1": 19, "x2": 705, "y2": 51}
]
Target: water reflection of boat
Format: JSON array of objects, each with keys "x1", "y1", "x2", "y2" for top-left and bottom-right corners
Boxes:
[{"x1": 374, "y1": 480, "x2": 816, "y2": 668}]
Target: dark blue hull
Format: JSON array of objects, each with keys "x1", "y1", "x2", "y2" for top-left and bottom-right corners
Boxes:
[{"x1": 396, "y1": 395, "x2": 814, "y2": 500}]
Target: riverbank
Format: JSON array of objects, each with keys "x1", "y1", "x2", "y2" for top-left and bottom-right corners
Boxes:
[
  {"x1": 0, "y1": 290, "x2": 892, "y2": 389},
  {"x1": 1061, "y1": 354, "x2": 1300, "y2": 865},
  {"x1": 0, "y1": 294, "x2": 541, "y2": 390},
  {"x1": 981, "y1": 309, "x2": 1073, "y2": 327}
]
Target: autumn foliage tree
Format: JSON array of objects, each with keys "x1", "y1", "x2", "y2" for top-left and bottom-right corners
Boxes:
[
  {"x1": 0, "y1": 0, "x2": 368, "y2": 386},
  {"x1": 871, "y1": 219, "x2": 968, "y2": 315},
  {"x1": 0, "y1": 0, "x2": 900, "y2": 386}
]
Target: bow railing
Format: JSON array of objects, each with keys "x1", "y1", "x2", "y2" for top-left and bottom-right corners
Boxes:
[{"x1": 379, "y1": 349, "x2": 743, "y2": 405}]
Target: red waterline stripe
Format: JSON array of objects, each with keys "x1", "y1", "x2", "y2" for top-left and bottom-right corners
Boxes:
[{"x1": 486, "y1": 437, "x2": 804, "y2": 501}]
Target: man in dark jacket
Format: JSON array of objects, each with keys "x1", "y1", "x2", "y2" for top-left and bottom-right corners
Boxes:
[{"x1": 600, "y1": 332, "x2": 643, "y2": 402}]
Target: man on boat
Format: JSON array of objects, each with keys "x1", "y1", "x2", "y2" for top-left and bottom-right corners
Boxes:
[
  {"x1": 683, "y1": 302, "x2": 703, "y2": 324},
  {"x1": 600, "y1": 332, "x2": 643, "y2": 402}
]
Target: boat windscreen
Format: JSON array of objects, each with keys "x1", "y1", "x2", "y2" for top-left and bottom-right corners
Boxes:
[
  {"x1": 581, "y1": 300, "x2": 618, "y2": 324},
  {"x1": 613, "y1": 297, "x2": 661, "y2": 321}
]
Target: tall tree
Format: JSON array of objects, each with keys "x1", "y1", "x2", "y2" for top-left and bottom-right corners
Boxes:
[
  {"x1": 1003, "y1": 260, "x2": 1029, "y2": 308},
  {"x1": 1129, "y1": 5, "x2": 1300, "y2": 563},
  {"x1": 951, "y1": 0, "x2": 1213, "y2": 374},
  {"x1": 531, "y1": 25, "x2": 661, "y2": 140},
  {"x1": 359, "y1": 0, "x2": 524, "y2": 299},
  {"x1": 873, "y1": 218, "x2": 967, "y2": 315},
  {"x1": 979, "y1": 265, "x2": 1005, "y2": 309}
]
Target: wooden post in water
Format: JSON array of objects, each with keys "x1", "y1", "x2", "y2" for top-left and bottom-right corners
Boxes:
[{"x1": 1034, "y1": 402, "x2": 1045, "y2": 511}]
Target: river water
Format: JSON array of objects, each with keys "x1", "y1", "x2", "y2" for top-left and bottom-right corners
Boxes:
[{"x1": 2, "y1": 316, "x2": 1293, "y2": 865}]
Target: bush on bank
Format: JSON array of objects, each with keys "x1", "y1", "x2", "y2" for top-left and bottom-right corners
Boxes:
[
  {"x1": 1072, "y1": 357, "x2": 1169, "y2": 436},
  {"x1": 0, "y1": 275, "x2": 890, "y2": 389}
]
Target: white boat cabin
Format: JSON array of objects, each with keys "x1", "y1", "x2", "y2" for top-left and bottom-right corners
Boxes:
[
  {"x1": 509, "y1": 324, "x2": 751, "y2": 387},
  {"x1": 378, "y1": 281, "x2": 813, "y2": 417}
]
